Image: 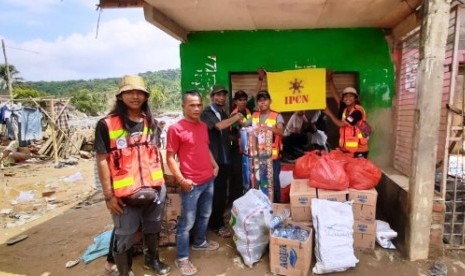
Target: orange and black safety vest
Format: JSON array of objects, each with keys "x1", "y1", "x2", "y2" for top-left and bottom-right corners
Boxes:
[
  {"x1": 104, "y1": 115, "x2": 164, "y2": 198},
  {"x1": 252, "y1": 111, "x2": 282, "y2": 160},
  {"x1": 339, "y1": 105, "x2": 368, "y2": 153}
]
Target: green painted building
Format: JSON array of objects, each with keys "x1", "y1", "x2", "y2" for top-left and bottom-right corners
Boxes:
[{"x1": 180, "y1": 29, "x2": 395, "y2": 165}]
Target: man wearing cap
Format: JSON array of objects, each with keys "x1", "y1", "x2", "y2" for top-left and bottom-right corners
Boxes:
[
  {"x1": 200, "y1": 85, "x2": 243, "y2": 238},
  {"x1": 324, "y1": 75, "x2": 369, "y2": 158},
  {"x1": 247, "y1": 89, "x2": 285, "y2": 203},
  {"x1": 95, "y1": 75, "x2": 171, "y2": 276},
  {"x1": 229, "y1": 90, "x2": 252, "y2": 202}
]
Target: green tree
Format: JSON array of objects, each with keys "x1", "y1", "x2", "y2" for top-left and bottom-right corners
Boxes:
[
  {"x1": 13, "y1": 86, "x2": 49, "y2": 99},
  {"x1": 24, "y1": 69, "x2": 182, "y2": 111},
  {"x1": 71, "y1": 90, "x2": 106, "y2": 116},
  {"x1": 150, "y1": 86, "x2": 167, "y2": 110},
  {"x1": 0, "y1": 64, "x2": 23, "y2": 90}
]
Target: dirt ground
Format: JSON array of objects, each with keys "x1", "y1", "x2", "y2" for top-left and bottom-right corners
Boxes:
[{"x1": 1, "y1": 160, "x2": 465, "y2": 276}]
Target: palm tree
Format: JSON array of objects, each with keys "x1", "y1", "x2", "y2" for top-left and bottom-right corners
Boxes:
[{"x1": 0, "y1": 64, "x2": 23, "y2": 90}]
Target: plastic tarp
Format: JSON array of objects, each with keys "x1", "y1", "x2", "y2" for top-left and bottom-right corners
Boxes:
[{"x1": 81, "y1": 230, "x2": 112, "y2": 264}]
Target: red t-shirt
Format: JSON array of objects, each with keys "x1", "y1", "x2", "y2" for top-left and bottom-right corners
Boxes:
[{"x1": 166, "y1": 119, "x2": 214, "y2": 184}]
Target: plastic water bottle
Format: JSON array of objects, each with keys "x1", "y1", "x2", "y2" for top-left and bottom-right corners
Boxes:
[
  {"x1": 295, "y1": 228, "x2": 309, "y2": 242},
  {"x1": 270, "y1": 209, "x2": 291, "y2": 229}
]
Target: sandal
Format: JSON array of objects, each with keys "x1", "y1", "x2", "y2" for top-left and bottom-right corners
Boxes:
[
  {"x1": 191, "y1": 240, "x2": 219, "y2": 251},
  {"x1": 175, "y1": 259, "x2": 198, "y2": 275},
  {"x1": 217, "y1": 226, "x2": 232, "y2": 238}
]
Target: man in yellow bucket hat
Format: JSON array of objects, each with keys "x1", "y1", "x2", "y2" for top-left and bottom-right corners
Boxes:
[{"x1": 95, "y1": 75, "x2": 171, "y2": 276}]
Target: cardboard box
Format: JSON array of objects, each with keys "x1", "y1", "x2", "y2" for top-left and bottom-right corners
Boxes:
[
  {"x1": 349, "y1": 188, "x2": 377, "y2": 222},
  {"x1": 353, "y1": 220, "x2": 376, "y2": 250},
  {"x1": 316, "y1": 188, "x2": 348, "y2": 202},
  {"x1": 272, "y1": 203, "x2": 291, "y2": 216},
  {"x1": 290, "y1": 179, "x2": 317, "y2": 222},
  {"x1": 166, "y1": 185, "x2": 180, "y2": 194},
  {"x1": 269, "y1": 222, "x2": 313, "y2": 276},
  {"x1": 348, "y1": 188, "x2": 377, "y2": 205},
  {"x1": 272, "y1": 204, "x2": 313, "y2": 228},
  {"x1": 352, "y1": 203, "x2": 376, "y2": 221},
  {"x1": 354, "y1": 233, "x2": 376, "y2": 250},
  {"x1": 159, "y1": 193, "x2": 181, "y2": 246},
  {"x1": 353, "y1": 220, "x2": 376, "y2": 235}
]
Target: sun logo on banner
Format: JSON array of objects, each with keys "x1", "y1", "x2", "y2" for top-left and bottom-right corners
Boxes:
[{"x1": 289, "y1": 78, "x2": 304, "y2": 94}]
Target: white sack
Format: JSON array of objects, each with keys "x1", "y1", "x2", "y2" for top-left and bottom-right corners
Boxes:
[
  {"x1": 376, "y1": 220, "x2": 398, "y2": 249},
  {"x1": 230, "y1": 189, "x2": 272, "y2": 268},
  {"x1": 312, "y1": 199, "x2": 359, "y2": 274}
]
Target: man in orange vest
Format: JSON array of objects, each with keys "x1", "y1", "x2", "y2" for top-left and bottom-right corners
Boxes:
[
  {"x1": 95, "y1": 75, "x2": 171, "y2": 276},
  {"x1": 250, "y1": 90, "x2": 285, "y2": 203}
]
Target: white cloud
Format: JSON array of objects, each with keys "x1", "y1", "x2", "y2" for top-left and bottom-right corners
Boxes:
[
  {"x1": 5, "y1": 18, "x2": 180, "y2": 81},
  {"x1": 2, "y1": 0, "x2": 61, "y2": 13}
]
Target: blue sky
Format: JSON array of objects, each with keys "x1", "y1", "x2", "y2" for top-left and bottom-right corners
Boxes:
[{"x1": 0, "y1": 0, "x2": 180, "y2": 81}]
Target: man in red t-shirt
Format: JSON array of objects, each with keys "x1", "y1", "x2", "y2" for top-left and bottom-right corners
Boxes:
[{"x1": 166, "y1": 90, "x2": 220, "y2": 276}]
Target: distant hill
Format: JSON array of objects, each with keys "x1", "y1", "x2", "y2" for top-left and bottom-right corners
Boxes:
[{"x1": 23, "y1": 69, "x2": 181, "y2": 115}]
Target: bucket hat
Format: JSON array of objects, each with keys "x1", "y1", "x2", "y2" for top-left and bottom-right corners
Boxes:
[
  {"x1": 342, "y1": 87, "x2": 358, "y2": 97},
  {"x1": 117, "y1": 75, "x2": 149, "y2": 96}
]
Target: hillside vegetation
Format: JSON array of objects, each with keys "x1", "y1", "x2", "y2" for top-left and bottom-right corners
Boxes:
[{"x1": 10, "y1": 69, "x2": 181, "y2": 116}]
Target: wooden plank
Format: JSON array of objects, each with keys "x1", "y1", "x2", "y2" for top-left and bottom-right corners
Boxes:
[
  {"x1": 99, "y1": 0, "x2": 144, "y2": 8},
  {"x1": 143, "y1": 4, "x2": 188, "y2": 42}
]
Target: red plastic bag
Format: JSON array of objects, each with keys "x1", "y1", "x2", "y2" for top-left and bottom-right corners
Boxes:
[
  {"x1": 345, "y1": 158, "x2": 381, "y2": 189},
  {"x1": 327, "y1": 149, "x2": 353, "y2": 167},
  {"x1": 309, "y1": 155, "x2": 349, "y2": 190},
  {"x1": 280, "y1": 185, "x2": 291, "y2": 203},
  {"x1": 280, "y1": 164, "x2": 294, "y2": 203},
  {"x1": 294, "y1": 150, "x2": 321, "y2": 179}
]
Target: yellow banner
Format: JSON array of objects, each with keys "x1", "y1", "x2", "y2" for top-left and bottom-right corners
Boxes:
[{"x1": 266, "y1": 68, "x2": 326, "y2": 112}]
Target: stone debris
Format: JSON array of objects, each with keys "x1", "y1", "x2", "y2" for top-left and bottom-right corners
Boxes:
[
  {"x1": 6, "y1": 234, "x2": 28, "y2": 246},
  {"x1": 65, "y1": 259, "x2": 80, "y2": 268},
  {"x1": 0, "y1": 208, "x2": 12, "y2": 215},
  {"x1": 429, "y1": 260, "x2": 448, "y2": 276}
]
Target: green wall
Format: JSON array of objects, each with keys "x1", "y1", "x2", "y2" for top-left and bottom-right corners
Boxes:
[
  {"x1": 180, "y1": 28, "x2": 395, "y2": 113},
  {"x1": 180, "y1": 29, "x2": 395, "y2": 164}
]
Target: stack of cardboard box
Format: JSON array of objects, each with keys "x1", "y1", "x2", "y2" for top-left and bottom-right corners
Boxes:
[
  {"x1": 348, "y1": 188, "x2": 378, "y2": 250},
  {"x1": 269, "y1": 178, "x2": 379, "y2": 274},
  {"x1": 269, "y1": 179, "x2": 352, "y2": 275}
]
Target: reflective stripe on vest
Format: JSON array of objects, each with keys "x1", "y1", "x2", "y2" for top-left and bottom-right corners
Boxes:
[
  {"x1": 104, "y1": 115, "x2": 163, "y2": 198},
  {"x1": 252, "y1": 111, "x2": 282, "y2": 160},
  {"x1": 108, "y1": 127, "x2": 149, "y2": 142}
]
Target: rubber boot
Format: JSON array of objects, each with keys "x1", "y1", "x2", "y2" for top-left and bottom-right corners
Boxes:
[
  {"x1": 143, "y1": 234, "x2": 171, "y2": 276},
  {"x1": 113, "y1": 250, "x2": 134, "y2": 276}
]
